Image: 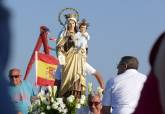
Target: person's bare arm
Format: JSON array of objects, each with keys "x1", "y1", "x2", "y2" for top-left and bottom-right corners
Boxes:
[
  {"x1": 93, "y1": 71, "x2": 105, "y2": 89},
  {"x1": 102, "y1": 106, "x2": 111, "y2": 114}
]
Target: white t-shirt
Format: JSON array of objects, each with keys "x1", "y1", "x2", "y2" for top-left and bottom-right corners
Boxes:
[
  {"x1": 102, "y1": 69, "x2": 147, "y2": 114},
  {"x1": 55, "y1": 63, "x2": 96, "y2": 80}
]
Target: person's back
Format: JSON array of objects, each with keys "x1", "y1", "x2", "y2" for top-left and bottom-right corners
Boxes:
[
  {"x1": 102, "y1": 56, "x2": 147, "y2": 114},
  {"x1": 109, "y1": 69, "x2": 146, "y2": 114}
]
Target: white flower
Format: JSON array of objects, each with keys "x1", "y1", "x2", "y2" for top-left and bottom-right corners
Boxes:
[
  {"x1": 67, "y1": 95, "x2": 75, "y2": 103},
  {"x1": 63, "y1": 109, "x2": 68, "y2": 113},
  {"x1": 80, "y1": 99, "x2": 85, "y2": 105},
  {"x1": 60, "y1": 103, "x2": 66, "y2": 109},
  {"x1": 81, "y1": 95, "x2": 86, "y2": 101},
  {"x1": 76, "y1": 103, "x2": 81, "y2": 109},
  {"x1": 35, "y1": 99, "x2": 41, "y2": 105},
  {"x1": 88, "y1": 82, "x2": 93, "y2": 94},
  {"x1": 55, "y1": 101, "x2": 60, "y2": 106},
  {"x1": 58, "y1": 107, "x2": 62, "y2": 112},
  {"x1": 38, "y1": 89, "x2": 45, "y2": 98},
  {"x1": 80, "y1": 94, "x2": 86, "y2": 105},
  {"x1": 48, "y1": 86, "x2": 52, "y2": 96},
  {"x1": 46, "y1": 105, "x2": 51, "y2": 110},
  {"x1": 52, "y1": 103, "x2": 58, "y2": 109},
  {"x1": 40, "y1": 89, "x2": 45, "y2": 95},
  {"x1": 40, "y1": 112, "x2": 45, "y2": 114},
  {"x1": 28, "y1": 106, "x2": 33, "y2": 112},
  {"x1": 40, "y1": 96, "x2": 46, "y2": 102},
  {"x1": 56, "y1": 98, "x2": 63, "y2": 104},
  {"x1": 38, "y1": 91, "x2": 47, "y2": 103},
  {"x1": 43, "y1": 98, "x2": 50, "y2": 105},
  {"x1": 97, "y1": 86, "x2": 104, "y2": 97},
  {"x1": 50, "y1": 97, "x2": 54, "y2": 103},
  {"x1": 52, "y1": 86, "x2": 57, "y2": 97}
]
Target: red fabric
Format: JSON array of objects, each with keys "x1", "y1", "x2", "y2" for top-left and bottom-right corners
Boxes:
[
  {"x1": 133, "y1": 71, "x2": 163, "y2": 114},
  {"x1": 134, "y1": 32, "x2": 165, "y2": 114},
  {"x1": 133, "y1": 32, "x2": 165, "y2": 114},
  {"x1": 38, "y1": 53, "x2": 59, "y2": 65},
  {"x1": 24, "y1": 27, "x2": 50, "y2": 80},
  {"x1": 37, "y1": 77, "x2": 55, "y2": 86}
]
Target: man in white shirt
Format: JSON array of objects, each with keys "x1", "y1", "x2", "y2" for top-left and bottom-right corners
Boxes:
[{"x1": 102, "y1": 56, "x2": 146, "y2": 114}]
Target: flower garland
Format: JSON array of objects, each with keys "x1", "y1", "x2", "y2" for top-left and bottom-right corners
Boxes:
[{"x1": 28, "y1": 86, "x2": 87, "y2": 114}]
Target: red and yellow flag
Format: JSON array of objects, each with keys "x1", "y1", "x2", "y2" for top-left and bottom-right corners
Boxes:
[{"x1": 35, "y1": 52, "x2": 59, "y2": 86}]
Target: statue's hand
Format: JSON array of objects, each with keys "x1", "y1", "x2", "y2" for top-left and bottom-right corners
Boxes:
[{"x1": 57, "y1": 45, "x2": 64, "y2": 53}]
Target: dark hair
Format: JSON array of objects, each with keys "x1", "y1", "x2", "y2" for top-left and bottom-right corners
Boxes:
[
  {"x1": 79, "y1": 19, "x2": 89, "y2": 29},
  {"x1": 120, "y1": 56, "x2": 139, "y2": 70}
]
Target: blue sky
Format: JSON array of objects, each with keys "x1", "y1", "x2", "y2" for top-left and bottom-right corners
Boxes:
[{"x1": 4, "y1": 0, "x2": 165, "y2": 88}]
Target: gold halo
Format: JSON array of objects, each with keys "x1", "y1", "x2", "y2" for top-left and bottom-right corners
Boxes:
[{"x1": 58, "y1": 8, "x2": 79, "y2": 27}]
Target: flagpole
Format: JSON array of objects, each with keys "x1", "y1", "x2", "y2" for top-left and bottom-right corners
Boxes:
[{"x1": 35, "y1": 51, "x2": 38, "y2": 88}]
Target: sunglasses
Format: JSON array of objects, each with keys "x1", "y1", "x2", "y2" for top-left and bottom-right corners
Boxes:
[
  {"x1": 10, "y1": 75, "x2": 20, "y2": 79},
  {"x1": 89, "y1": 101, "x2": 101, "y2": 106}
]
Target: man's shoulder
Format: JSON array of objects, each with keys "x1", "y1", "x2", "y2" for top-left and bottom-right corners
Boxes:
[
  {"x1": 22, "y1": 80, "x2": 33, "y2": 88},
  {"x1": 121, "y1": 69, "x2": 147, "y2": 82},
  {"x1": 136, "y1": 71, "x2": 147, "y2": 81},
  {"x1": 137, "y1": 71, "x2": 147, "y2": 76},
  {"x1": 22, "y1": 80, "x2": 30, "y2": 84},
  {"x1": 106, "y1": 78, "x2": 115, "y2": 87}
]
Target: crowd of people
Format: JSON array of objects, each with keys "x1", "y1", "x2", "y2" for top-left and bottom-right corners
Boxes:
[{"x1": 1, "y1": 5, "x2": 165, "y2": 114}]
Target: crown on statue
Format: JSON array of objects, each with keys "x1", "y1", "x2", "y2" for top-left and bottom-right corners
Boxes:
[
  {"x1": 64, "y1": 13, "x2": 77, "y2": 19},
  {"x1": 64, "y1": 13, "x2": 78, "y2": 22}
]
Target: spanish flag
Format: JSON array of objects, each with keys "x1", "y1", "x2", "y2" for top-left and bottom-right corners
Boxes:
[{"x1": 35, "y1": 51, "x2": 59, "y2": 86}]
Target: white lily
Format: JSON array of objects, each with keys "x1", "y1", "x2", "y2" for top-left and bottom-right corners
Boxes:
[
  {"x1": 46, "y1": 105, "x2": 51, "y2": 110},
  {"x1": 67, "y1": 95, "x2": 75, "y2": 103},
  {"x1": 56, "y1": 98, "x2": 63, "y2": 104},
  {"x1": 97, "y1": 86, "x2": 104, "y2": 97},
  {"x1": 76, "y1": 103, "x2": 81, "y2": 109},
  {"x1": 48, "y1": 86, "x2": 52, "y2": 96},
  {"x1": 88, "y1": 82, "x2": 93, "y2": 94},
  {"x1": 50, "y1": 97, "x2": 54, "y2": 103},
  {"x1": 52, "y1": 86, "x2": 57, "y2": 97}
]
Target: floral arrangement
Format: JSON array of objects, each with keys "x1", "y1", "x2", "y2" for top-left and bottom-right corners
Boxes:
[
  {"x1": 88, "y1": 82, "x2": 104, "y2": 98},
  {"x1": 66, "y1": 94, "x2": 87, "y2": 114},
  {"x1": 28, "y1": 86, "x2": 87, "y2": 114}
]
